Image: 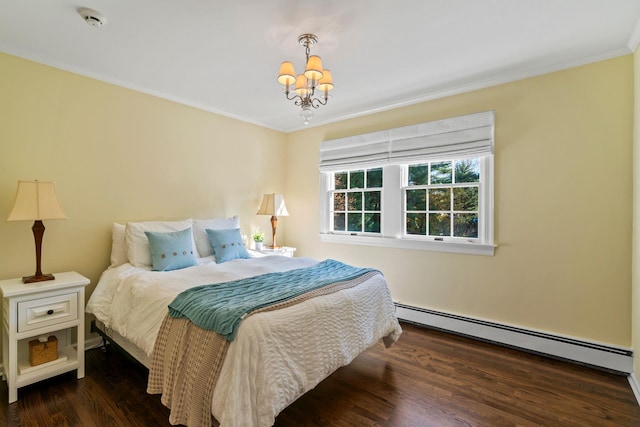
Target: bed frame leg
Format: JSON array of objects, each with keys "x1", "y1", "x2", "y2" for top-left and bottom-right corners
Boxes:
[{"x1": 91, "y1": 319, "x2": 111, "y2": 352}]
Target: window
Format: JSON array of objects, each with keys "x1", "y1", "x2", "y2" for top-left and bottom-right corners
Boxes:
[
  {"x1": 405, "y1": 159, "x2": 480, "y2": 239},
  {"x1": 331, "y1": 168, "x2": 383, "y2": 233},
  {"x1": 319, "y1": 111, "x2": 495, "y2": 256}
]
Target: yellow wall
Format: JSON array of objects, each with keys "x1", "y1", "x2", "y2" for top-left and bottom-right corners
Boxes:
[
  {"x1": 633, "y1": 45, "x2": 640, "y2": 377},
  {"x1": 0, "y1": 51, "x2": 635, "y2": 354},
  {"x1": 286, "y1": 55, "x2": 634, "y2": 347},
  {"x1": 0, "y1": 53, "x2": 288, "y2": 341}
]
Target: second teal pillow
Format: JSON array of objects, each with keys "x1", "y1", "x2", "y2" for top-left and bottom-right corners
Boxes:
[{"x1": 206, "y1": 228, "x2": 250, "y2": 263}]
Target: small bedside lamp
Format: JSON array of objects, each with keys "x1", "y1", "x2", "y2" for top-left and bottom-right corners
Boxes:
[
  {"x1": 256, "y1": 193, "x2": 289, "y2": 248},
  {"x1": 6, "y1": 180, "x2": 68, "y2": 283}
]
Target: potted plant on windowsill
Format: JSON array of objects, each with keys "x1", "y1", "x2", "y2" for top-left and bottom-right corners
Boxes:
[{"x1": 252, "y1": 229, "x2": 265, "y2": 251}]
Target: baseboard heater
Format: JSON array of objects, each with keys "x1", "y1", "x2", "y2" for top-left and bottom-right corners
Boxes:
[{"x1": 395, "y1": 303, "x2": 633, "y2": 374}]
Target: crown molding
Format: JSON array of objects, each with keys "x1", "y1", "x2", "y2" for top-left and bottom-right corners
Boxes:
[{"x1": 629, "y1": 16, "x2": 640, "y2": 52}]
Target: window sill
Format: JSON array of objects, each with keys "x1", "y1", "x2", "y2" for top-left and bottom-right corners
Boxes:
[{"x1": 318, "y1": 233, "x2": 495, "y2": 256}]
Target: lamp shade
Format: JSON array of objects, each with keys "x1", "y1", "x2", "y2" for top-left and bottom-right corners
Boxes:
[
  {"x1": 317, "y1": 69, "x2": 334, "y2": 92},
  {"x1": 256, "y1": 193, "x2": 289, "y2": 217},
  {"x1": 304, "y1": 55, "x2": 323, "y2": 81},
  {"x1": 7, "y1": 180, "x2": 67, "y2": 221},
  {"x1": 294, "y1": 74, "x2": 309, "y2": 97},
  {"x1": 277, "y1": 61, "x2": 296, "y2": 86}
]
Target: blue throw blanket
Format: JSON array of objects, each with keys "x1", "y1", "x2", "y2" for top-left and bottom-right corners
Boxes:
[{"x1": 168, "y1": 259, "x2": 378, "y2": 341}]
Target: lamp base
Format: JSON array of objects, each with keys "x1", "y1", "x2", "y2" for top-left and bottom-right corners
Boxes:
[{"x1": 23, "y1": 273, "x2": 55, "y2": 284}]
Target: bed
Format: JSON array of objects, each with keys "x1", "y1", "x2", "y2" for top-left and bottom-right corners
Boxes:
[{"x1": 86, "y1": 218, "x2": 402, "y2": 427}]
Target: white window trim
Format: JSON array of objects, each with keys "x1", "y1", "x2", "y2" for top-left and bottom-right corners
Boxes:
[
  {"x1": 319, "y1": 160, "x2": 495, "y2": 256},
  {"x1": 319, "y1": 233, "x2": 495, "y2": 256},
  {"x1": 318, "y1": 111, "x2": 496, "y2": 256}
]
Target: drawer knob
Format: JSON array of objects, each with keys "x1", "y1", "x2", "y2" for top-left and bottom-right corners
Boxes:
[{"x1": 47, "y1": 309, "x2": 54, "y2": 315}]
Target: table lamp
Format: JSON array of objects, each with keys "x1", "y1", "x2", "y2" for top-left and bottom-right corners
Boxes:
[
  {"x1": 256, "y1": 193, "x2": 289, "y2": 248},
  {"x1": 6, "y1": 180, "x2": 68, "y2": 283}
]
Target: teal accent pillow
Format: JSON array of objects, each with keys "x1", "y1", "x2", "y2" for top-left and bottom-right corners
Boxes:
[
  {"x1": 145, "y1": 228, "x2": 198, "y2": 271},
  {"x1": 206, "y1": 228, "x2": 250, "y2": 264}
]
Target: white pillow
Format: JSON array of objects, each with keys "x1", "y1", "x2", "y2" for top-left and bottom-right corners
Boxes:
[
  {"x1": 193, "y1": 216, "x2": 240, "y2": 258},
  {"x1": 125, "y1": 219, "x2": 198, "y2": 267},
  {"x1": 110, "y1": 223, "x2": 128, "y2": 268}
]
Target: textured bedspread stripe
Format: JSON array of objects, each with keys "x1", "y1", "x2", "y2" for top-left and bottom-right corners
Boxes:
[
  {"x1": 168, "y1": 259, "x2": 379, "y2": 341},
  {"x1": 147, "y1": 315, "x2": 228, "y2": 427}
]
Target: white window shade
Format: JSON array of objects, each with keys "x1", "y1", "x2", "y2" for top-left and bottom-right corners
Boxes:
[
  {"x1": 319, "y1": 111, "x2": 494, "y2": 171},
  {"x1": 319, "y1": 130, "x2": 391, "y2": 172}
]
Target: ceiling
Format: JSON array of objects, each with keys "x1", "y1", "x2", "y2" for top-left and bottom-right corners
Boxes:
[{"x1": 2, "y1": 1, "x2": 640, "y2": 133}]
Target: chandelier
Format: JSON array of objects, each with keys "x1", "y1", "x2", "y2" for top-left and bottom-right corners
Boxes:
[{"x1": 277, "y1": 34, "x2": 334, "y2": 125}]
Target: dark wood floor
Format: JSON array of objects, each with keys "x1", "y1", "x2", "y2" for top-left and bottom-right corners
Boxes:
[{"x1": 1, "y1": 322, "x2": 639, "y2": 426}]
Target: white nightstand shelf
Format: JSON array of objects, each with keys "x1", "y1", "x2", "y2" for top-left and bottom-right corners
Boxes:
[
  {"x1": 18, "y1": 345, "x2": 71, "y2": 375},
  {"x1": 0, "y1": 271, "x2": 89, "y2": 403},
  {"x1": 256, "y1": 246, "x2": 297, "y2": 257}
]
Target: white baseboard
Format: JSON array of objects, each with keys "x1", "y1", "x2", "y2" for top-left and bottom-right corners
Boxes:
[
  {"x1": 629, "y1": 373, "x2": 640, "y2": 406},
  {"x1": 395, "y1": 303, "x2": 633, "y2": 374}
]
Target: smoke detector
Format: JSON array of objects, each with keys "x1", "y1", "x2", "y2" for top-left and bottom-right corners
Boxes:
[{"x1": 78, "y1": 8, "x2": 106, "y2": 28}]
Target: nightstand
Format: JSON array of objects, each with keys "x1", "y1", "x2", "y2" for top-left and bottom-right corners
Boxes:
[
  {"x1": 257, "y1": 246, "x2": 297, "y2": 257},
  {"x1": 0, "y1": 271, "x2": 90, "y2": 403}
]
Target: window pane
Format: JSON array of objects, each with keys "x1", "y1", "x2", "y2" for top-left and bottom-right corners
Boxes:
[
  {"x1": 429, "y1": 188, "x2": 450, "y2": 211},
  {"x1": 430, "y1": 162, "x2": 452, "y2": 184},
  {"x1": 429, "y1": 213, "x2": 451, "y2": 236},
  {"x1": 454, "y1": 213, "x2": 478, "y2": 238},
  {"x1": 367, "y1": 168, "x2": 383, "y2": 188},
  {"x1": 348, "y1": 193, "x2": 362, "y2": 211},
  {"x1": 453, "y1": 187, "x2": 478, "y2": 211},
  {"x1": 364, "y1": 191, "x2": 381, "y2": 211},
  {"x1": 364, "y1": 213, "x2": 381, "y2": 233},
  {"x1": 350, "y1": 171, "x2": 364, "y2": 189},
  {"x1": 406, "y1": 213, "x2": 426, "y2": 235},
  {"x1": 455, "y1": 159, "x2": 480, "y2": 183},
  {"x1": 335, "y1": 172, "x2": 347, "y2": 190},
  {"x1": 333, "y1": 192, "x2": 345, "y2": 211},
  {"x1": 347, "y1": 213, "x2": 362, "y2": 232},
  {"x1": 333, "y1": 213, "x2": 345, "y2": 231},
  {"x1": 408, "y1": 164, "x2": 428, "y2": 186},
  {"x1": 406, "y1": 189, "x2": 426, "y2": 211}
]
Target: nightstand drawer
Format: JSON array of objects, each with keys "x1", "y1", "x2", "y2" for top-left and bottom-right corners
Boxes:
[{"x1": 17, "y1": 293, "x2": 78, "y2": 333}]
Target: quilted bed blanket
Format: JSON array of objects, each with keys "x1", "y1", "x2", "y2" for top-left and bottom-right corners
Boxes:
[{"x1": 148, "y1": 265, "x2": 381, "y2": 427}]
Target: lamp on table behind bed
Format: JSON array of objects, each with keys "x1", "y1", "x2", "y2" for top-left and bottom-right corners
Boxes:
[
  {"x1": 256, "y1": 193, "x2": 289, "y2": 248},
  {"x1": 6, "y1": 180, "x2": 68, "y2": 283}
]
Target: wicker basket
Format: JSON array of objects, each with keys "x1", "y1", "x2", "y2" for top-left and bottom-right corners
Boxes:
[{"x1": 28, "y1": 335, "x2": 58, "y2": 366}]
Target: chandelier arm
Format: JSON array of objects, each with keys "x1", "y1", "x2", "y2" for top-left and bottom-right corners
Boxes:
[
  {"x1": 310, "y1": 96, "x2": 329, "y2": 108},
  {"x1": 284, "y1": 91, "x2": 303, "y2": 103}
]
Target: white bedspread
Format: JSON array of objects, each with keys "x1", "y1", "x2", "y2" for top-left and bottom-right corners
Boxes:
[{"x1": 86, "y1": 255, "x2": 402, "y2": 427}]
